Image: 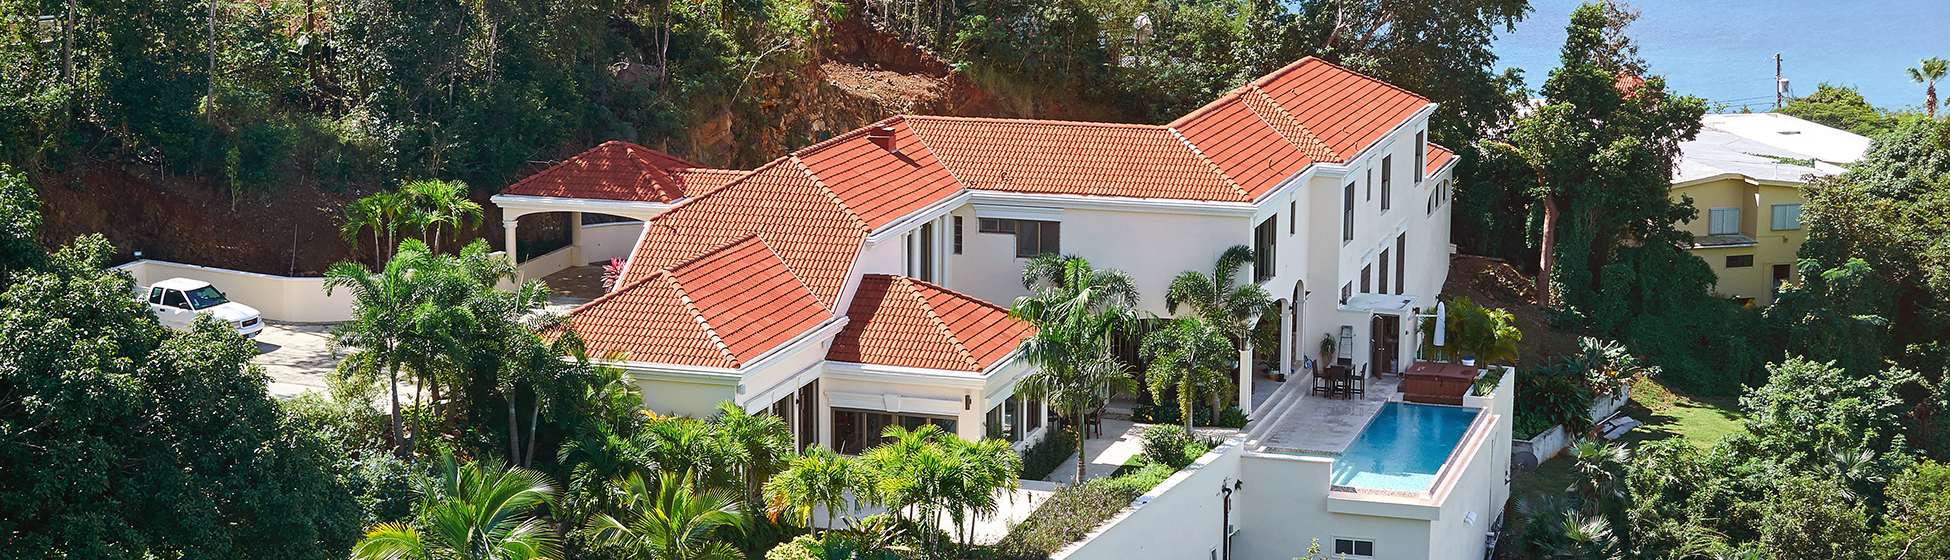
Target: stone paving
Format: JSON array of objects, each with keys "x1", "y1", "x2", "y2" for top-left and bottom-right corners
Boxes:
[
  {"x1": 1257, "y1": 376, "x2": 1402, "y2": 455},
  {"x1": 251, "y1": 322, "x2": 339, "y2": 399}
]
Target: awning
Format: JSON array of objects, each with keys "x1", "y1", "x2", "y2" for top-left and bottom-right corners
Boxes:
[{"x1": 1341, "y1": 293, "x2": 1420, "y2": 313}]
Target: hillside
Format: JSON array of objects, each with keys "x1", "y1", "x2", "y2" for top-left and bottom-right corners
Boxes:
[{"x1": 1441, "y1": 254, "x2": 1579, "y2": 368}]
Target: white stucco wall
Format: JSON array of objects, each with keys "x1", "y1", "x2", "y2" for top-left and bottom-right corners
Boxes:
[
  {"x1": 581, "y1": 221, "x2": 645, "y2": 264},
  {"x1": 116, "y1": 259, "x2": 355, "y2": 323},
  {"x1": 1055, "y1": 438, "x2": 1248, "y2": 560}
]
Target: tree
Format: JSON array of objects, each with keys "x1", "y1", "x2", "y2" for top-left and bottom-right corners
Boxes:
[
  {"x1": 1777, "y1": 83, "x2": 1902, "y2": 138},
  {"x1": 1139, "y1": 317, "x2": 1235, "y2": 432},
  {"x1": 0, "y1": 167, "x2": 44, "y2": 289},
  {"x1": 584, "y1": 472, "x2": 746, "y2": 560},
  {"x1": 764, "y1": 447, "x2": 858, "y2": 537},
  {"x1": 708, "y1": 401, "x2": 793, "y2": 511},
  {"x1": 1163, "y1": 245, "x2": 1276, "y2": 406},
  {"x1": 1875, "y1": 462, "x2": 1950, "y2": 560},
  {"x1": 1009, "y1": 254, "x2": 1141, "y2": 484},
  {"x1": 341, "y1": 191, "x2": 423, "y2": 269},
  {"x1": 1905, "y1": 57, "x2": 1947, "y2": 118},
  {"x1": 326, "y1": 240, "x2": 444, "y2": 458},
  {"x1": 0, "y1": 235, "x2": 360, "y2": 559},
  {"x1": 403, "y1": 178, "x2": 483, "y2": 255},
  {"x1": 353, "y1": 453, "x2": 562, "y2": 560}
]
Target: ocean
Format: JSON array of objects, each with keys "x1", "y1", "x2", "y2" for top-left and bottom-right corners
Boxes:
[{"x1": 1491, "y1": 0, "x2": 1950, "y2": 112}]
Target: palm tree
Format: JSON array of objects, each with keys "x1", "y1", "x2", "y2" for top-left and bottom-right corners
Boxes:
[
  {"x1": 860, "y1": 424, "x2": 951, "y2": 551},
  {"x1": 940, "y1": 436, "x2": 1020, "y2": 553},
  {"x1": 352, "y1": 453, "x2": 562, "y2": 560},
  {"x1": 326, "y1": 240, "x2": 444, "y2": 458},
  {"x1": 341, "y1": 190, "x2": 423, "y2": 268},
  {"x1": 1009, "y1": 254, "x2": 1141, "y2": 484},
  {"x1": 404, "y1": 178, "x2": 484, "y2": 255},
  {"x1": 764, "y1": 446, "x2": 857, "y2": 537},
  {"x1": 708, "y1": 402, "x2": 794, "y2": 511},
  {"x1": 584, "y1": 471, "x2": 747, "y2": 560},
  {"x1": 1163, "y1": 245, "x2": 1275, "y2": 415},
  {"x1": 1140, "y1": 317, "x2": 1235, "y2": 432},
  {"x1": 1907, "y1": 57, "x2": 1948, "y2": 118},
  {"x1": 639, "y1": 416, "x2": 735, "y2": 490}
]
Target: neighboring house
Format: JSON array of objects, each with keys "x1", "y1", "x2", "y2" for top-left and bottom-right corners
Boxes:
[{"x1": 1671, "y1": 113, "x2": 1869, "y2": 306}]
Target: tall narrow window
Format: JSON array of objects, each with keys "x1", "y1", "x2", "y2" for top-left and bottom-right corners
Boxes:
[
  {"x1": 1378, "y1": 249, "x2": 1389, "y2": 297},
  {"x1": 1343, "y1": 183, "x2": 1356, "y2": 242},
  {"x1": 1360, "y1": 265, "x2": 1371, "y2": 294},
  {"x1": 1366, "y1": 169, "x2": 1373, "y2": 200},
  {"x1": 1709, "y1": 207, "x2": 1740, "y2": 235},
  {"x1": 920, "y1": 223, "x2": 935, "y2": 282},
  {"x1": 904, "y1": 234, "x2": 915, "y2": 277},
  {"x1": 1289, "y1": 200, "x2": 1297, "y2": 235},
  {"x1": 1255, "y1": 217, "x2": 1277, "y2": 282},
  {"x1": 953, "y1": 216, "x2": 964, "y2": 254},
  {"x1": 1394, "y1": 234, "x2": 1405, "y2": 295},
  {"x1": 1380, "y1": 155, "x2": 1393, "y2": 211},
  {"x1": 1414, "y1": 131, "x2": 1426, "y2": 182}
]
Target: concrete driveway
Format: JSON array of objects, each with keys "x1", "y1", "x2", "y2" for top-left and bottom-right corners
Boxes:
[{"x1": 252, "y1": 322, "x2": 339, "y2": 399}]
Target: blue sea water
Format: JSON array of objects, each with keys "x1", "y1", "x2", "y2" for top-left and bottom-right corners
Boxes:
[
  {"x1": 1492, "y1": 0, "x2": 1950, "y2": 112},
  {"x1": 1330, "y1": 403, "x2": 1482, "y2": 493}
]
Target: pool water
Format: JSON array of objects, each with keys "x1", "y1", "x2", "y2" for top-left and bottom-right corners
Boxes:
[{"x1": 1331, "y1": 402, "x2": 1481, "y2": 493}]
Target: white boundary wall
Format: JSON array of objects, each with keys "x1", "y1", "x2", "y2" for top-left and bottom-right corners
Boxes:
[
  {"x1": 114, "y1": 260, "x2": 353, "y2": 323},
  {"x1": 581, "y1": 221, "x2": 644, "y2": 264}
]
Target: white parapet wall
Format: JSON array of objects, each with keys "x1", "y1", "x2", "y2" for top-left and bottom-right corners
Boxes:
[
  {"x1": 115, "y1": 260, "x2": 353, "y2": 323},
  {"x1": 1054, "y1": 438, "x2": 1248, "y2": 560},
  {"x1": 581, "y1": 221, "x2": 644, "y2": 264}
]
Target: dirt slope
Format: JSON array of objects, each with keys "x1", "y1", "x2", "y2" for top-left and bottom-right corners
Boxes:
[{"x1": 1441, "y1": 254, "x2": 1580, "y2": 368}]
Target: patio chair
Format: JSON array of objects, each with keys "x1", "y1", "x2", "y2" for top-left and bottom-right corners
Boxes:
[
  {"x1": 1084, "y1": 407, "x2": 1103, "y2": 439},
  {"x1": 1347, "y1": 364, "x2": 1367, "y2": 398}
]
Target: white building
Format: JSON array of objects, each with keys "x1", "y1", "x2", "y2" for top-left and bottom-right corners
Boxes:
[{"x1": 491, "y1": 57, "x2": 1467, "y2": 478}]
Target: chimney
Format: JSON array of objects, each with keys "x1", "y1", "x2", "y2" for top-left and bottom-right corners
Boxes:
[{"x1": 867, "y1": 125, "x2": 900, "y2": 154}]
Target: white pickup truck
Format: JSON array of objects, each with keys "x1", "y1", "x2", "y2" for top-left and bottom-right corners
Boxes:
[{"x1": 140, "y1": 278, "x2": 266, "y2": 338}]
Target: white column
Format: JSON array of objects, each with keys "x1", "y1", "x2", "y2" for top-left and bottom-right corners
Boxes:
[
  {"x1": 1279, "y1": 301, "x2": 1293, "y2": 381},
  {"x1": 569, "y1": 211, "x2": 584, "y2": 266},
  {"x1": 1239, "y1": 343, "x2": 1254, "y2": 417},
  {"x1": 503, "y1": 218, "x2": 520, "y2": 282}
]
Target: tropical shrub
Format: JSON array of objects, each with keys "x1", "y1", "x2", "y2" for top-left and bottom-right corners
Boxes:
[
  {"x1": 993, "y1": 482, "x2": 1131, "y2": 559},
  {"x1": 1516, "y1": 363, "x2": 1596, "y2": 435},
  {"x1": 1140, "y1": 425, "x2": 1194, "y2": 469},
  {"x1": 1132, "y1": 402, "x2": 1247, "y2": 428},
  {"x1": 1019, "y1": 426, "x2": 1079, "y2": 481}
]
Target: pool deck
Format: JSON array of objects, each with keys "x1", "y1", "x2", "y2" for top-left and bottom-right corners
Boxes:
[{"x1": 1254, "y1": 375, "x2": 1403, "y2": 456}]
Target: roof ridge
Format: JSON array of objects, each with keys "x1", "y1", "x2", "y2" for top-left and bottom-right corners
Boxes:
[
  {"x1": 1244, "y1": 85, "x2": 1343, "y2": 162},
  {"x1": 793, "y1": 116, "x2": 903, "y2": 158},
  {"x1": 1165, "y1": 128, "x2": 1252, "y2": 201},
  {"x1": 899, "y1": 118, "x2": 976, "y2": 192},
  {"x1": 1256, "y1": 56, "x2": 1430, "y2": 104},
  {"x1": 895, "y1": 276, "x2": 981, "y2": 371},
  {"x1": 788, "y1": 155, "x2": 871, "y2": 234},
  {"x1": 903, "y1": 275, "x2": 1017, "y2": 316},
  {"x1": 662, "y1": 273, "x2": 741, "y2": 368},
  {"x1": 903, "y1": 114, "x2": 1166, "y2": 130}
]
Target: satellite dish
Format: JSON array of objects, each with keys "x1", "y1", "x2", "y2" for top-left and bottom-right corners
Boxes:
[{"x1": 1513, "y1": 451, "x2": 1539, "y2": 473}]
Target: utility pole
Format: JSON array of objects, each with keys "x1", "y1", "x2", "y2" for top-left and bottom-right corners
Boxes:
[{"x1": 1774, "y1": 53, "x2": 1783, "y2": 109}]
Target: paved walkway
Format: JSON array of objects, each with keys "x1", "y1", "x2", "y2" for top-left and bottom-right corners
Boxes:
[
  {"x1": 252, "y1": 322, "x2": 338, "y2": 399},
  {"x1": 1258, "y1": 376, "x2": 1401, "y2": 455}
]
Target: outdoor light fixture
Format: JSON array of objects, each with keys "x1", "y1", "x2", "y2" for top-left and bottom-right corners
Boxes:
[{"x1": 965, "y1": 394, "x2": 972, "y2": 410}]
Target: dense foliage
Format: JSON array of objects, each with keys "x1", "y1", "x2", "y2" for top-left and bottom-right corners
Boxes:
[
  {"x1": 1776, "y1": 83, "x2": 1911, "y2": 138},
  {"x1": 0, "y1": 175, "x2": 361, "y2": 559}
]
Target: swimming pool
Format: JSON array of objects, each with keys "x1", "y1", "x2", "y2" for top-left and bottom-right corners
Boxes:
[{"x1": 1330, "y1": 402, "x2": 1482, "y2": 494}]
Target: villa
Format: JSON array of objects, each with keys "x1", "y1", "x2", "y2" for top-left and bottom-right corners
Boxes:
[
  {"x1": 492, "y1": 57, "x2": 1504, "y2": 559},
  {"x1": 1670, "y1": 113, "x2": 1869, "y2": 306}
]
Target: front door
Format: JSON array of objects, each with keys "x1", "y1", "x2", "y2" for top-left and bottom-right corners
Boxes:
[{"x1": 1370, "y1": 314, "x2": 1401, "y2": 374}]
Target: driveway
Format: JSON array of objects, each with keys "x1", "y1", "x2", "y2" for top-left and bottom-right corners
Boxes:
[{"x1": 252, "y1": 322, "x2": 339, "y2": 399}]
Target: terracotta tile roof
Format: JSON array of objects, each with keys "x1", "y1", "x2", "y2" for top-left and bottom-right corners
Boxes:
[
  {"x1": 792, "y1": 119, "x2": 967, "y2": 229},
  {"x1": 905, "y1": 116, "x2": 1249, "y2": 202},
  {"x1": 828, "y1": 275, "x2": 1032, "y2": 372},
  {"x1": 1425, "y1": 143, "x2": 1456, "y2": 177},
  {"x1": 1171, "y1": 95, "x2": 1313, "y2": 198},
  {"x1": 499, "y1": 141, "x2": 700, "y2": 202},
  {"x1": 1252, "y1": 57, "x2": 1430, "y2": 160},
  {"x1": 569, "y1": 234, "x2": 832, "y2": 368},
  {"x1": 666, "y1": 168, "x2": 752, "y2": 194},
  {"x1": 619, "y1": 159, "x2": 867, "y2": 308}
]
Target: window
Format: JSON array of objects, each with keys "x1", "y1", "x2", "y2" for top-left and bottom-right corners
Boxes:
[
  {"x1": 797, "y1": 380, "x2": 819, "y2": 452},
  {"x1": 1414, "y1": 131, "x2": 1426, "y2": 182},
  {"x1": 904, "y1": 234, "x2": 915, "y2": 277},
  {"x1": 1428, "y1": 190, "x2": 1437, "y2": 215},
  {"x1": 1772, "y1": 264, "x2": 1792, "y2": 299},
  {"x1": 1340, "y1": 282, "x2": 1352, "y2": 305},
  {"x1": 1342, "y1": 183, "x2": 1356, "y2": 242},
  {"x1": 953, "y1": 216, "x2": 963, "y2": 254},
  {"x1": 1771, "y1": 203, "x2": 1802, "y2": 230},
  {"x1": 1289, "y1": 200, "x2": 1296, "y2": 235},
  {"x1": 1360, "y1": 265, "x2": 1371, "y2": 294},
  {"x1": 1380, "y1": 155, "x2": 1393, "y2": 211},
  {"x1": 1377, "y1": 249, "x2": 1389, "y2": 297},
  {"x1": 986, "y1": 402, "x2": 1018, "y2": 442},
  {"x1": 1366, "y1": 169, "x2": 1373, "y2": 201},
  {"x1": 1254, "y1": 217, "x2": 1277, "y2": 282},
  {"x1": 836, "y1": 408, "x2": 954, "y2": 454},
  {"x1": 1333, "y1": 538, "x2": 1374, "y2": 557},
  {"x1": 162, "y1": 289, "x2": 190, "y2": 309},
  {"x1": 979, "y1": 218, "x2": 1060, "y2": 258},
  {"x1": 1394, "y1": 234, "x2": 1406, "y2": 295},
  {"x1": 148, "y1": 287, "x2": 164, "y2": 305},
  {"x1": 920, "y1": 222, "x2": 935, "y2": 282},
  {"x1": 1025, "y1": 398, "x2": 1043, "y2": 431},
  {"x1": 1709, "y1": 207, "x2": 1740, "y2": 236},
  {"x1": 1726, "y1": 255, "x2": 1754, "y2": 268}
]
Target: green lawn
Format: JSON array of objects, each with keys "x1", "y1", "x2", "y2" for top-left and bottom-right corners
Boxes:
[{"x1": 1508, "y1": 377, "x2": 1744, "y2": 510}]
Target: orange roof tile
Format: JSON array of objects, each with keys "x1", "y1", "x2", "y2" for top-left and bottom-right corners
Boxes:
[
  {"x1": 792, "y1": 119, "x2": 967, "y2": 229},
  {"x1": 1425, "y1": 143, "x2": 1456, "y2": 177},
  {"x1": 569, "y1": 234, "x2": 832, "y2": 368},
  {"x1": 620, "y1": 159, "x2": 867, "y2": 309},
  {"x1": 828, "y1": 275, "x2": 1032, "y2": 372},
  {"x1": 1253, "y1": 58, "x2": 1430, "y2": 159},
  {"x1": 905, "y1": 116, "x2": 1248, "y2": 202},
  {"x1": 1171, "y1": 96, "x2": 1313, "y2": 198},
  {"x1": 666, "y1": 168, "x2": 752, "y2": 194},
  {"x1": 499, "y1": 141, "x2": 700, "y2": 202}
]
